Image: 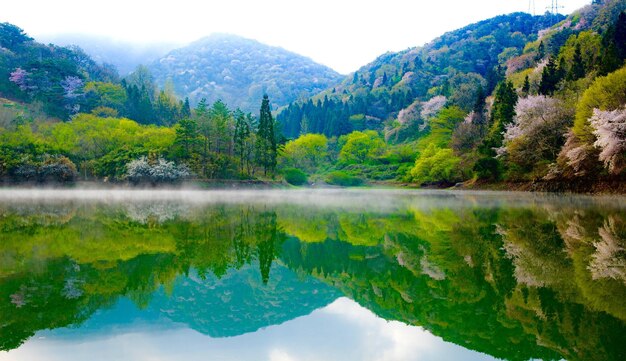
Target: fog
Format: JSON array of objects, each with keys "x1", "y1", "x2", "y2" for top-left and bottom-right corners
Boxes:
[{"x1": 0, "y1": 188, "x2": 623, "y2": 212}]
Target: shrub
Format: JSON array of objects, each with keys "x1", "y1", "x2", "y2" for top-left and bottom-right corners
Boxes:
[
  {"x1": 283, "y1": 168, "x2": 308, "y2": 186},
  {"x1": 474, "y1": 157, "x2": 502, "y2": 181},
  {"x1": 39, "y1": 156, "x2": 78, "y2": 183},
  {"x1": 325, "y1": 171, "x2": 363, "y2": 187},
  {"x1": 410, "y1": 144, "x2": 463, "y2": 186},
  {"x1": 126, "y1": 157, "x2": 189, "y2": 185},
  {"x1": 10, "y1": 156, "x2": 77, "y2": 183}
]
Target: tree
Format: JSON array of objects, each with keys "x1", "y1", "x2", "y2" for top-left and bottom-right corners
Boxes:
[
  {"x1": 589, "y1": 108, "x2": 626, "y2": 175},
  {"x1": 174, "y1": 118, "x2": 200, "y2": 163},
  {"x1": 535, "y1": 41, "x2": 545, "y2": 62},
  {"x1": 256, "y1": 95, "x2": 277, "y2": 176},
  {"x1": 567, "y1": 43, "x2": 586, "y2": 81},
  {"x1": 410, "y1": 144, "x2": 462, "y2": 186},
  {"x1": 522, "y1": 75, "x2": 530, "y2": 95},
  {"x1": 338, "y1": 130, "x2": 386, "y2": 164},
  {"x1": 539, "y1": 57, "x2": 563, "y2": 95},
  {"x1": 0, "y1": 23, "x2": 32, "y2": 50},
  {"x1": 499, "y1": 96, "x2": 572, "y2": 178},
  {"x1": 483, "y1": 81, "x2": 518, "y2": 153},
  {"x1": 181, "y1": 98, "x2": 191, "y2": 119},
  {"x1": 280, "y1": 133, "x2": 328, "y2": 173},
  {"x1": 233, "y1": 109, "x2": 251, "y2": 175},
  {"x1": 209, "y1": 100, "x2": 233, "y2": 155}
]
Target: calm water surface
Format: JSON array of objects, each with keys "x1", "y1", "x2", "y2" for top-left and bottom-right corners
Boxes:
[{"x1": 0, "y1": 189, "x2": 624, "y2": 361}]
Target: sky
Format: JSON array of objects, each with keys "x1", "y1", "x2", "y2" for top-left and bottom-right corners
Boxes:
[{"x1": 1, "y1": 0, "x2": 592, "y2": 74}]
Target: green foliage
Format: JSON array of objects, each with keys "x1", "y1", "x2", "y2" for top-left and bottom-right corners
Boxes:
[
  {"x1": 473, "y1": 157, "x2": 502, "y2": 180},
  {"x1": 325, "y1": 171, "x2": 363, "y2": 186},
  {"x1": 574, "y1": 65, "x2": 626, "y2": 142},
  {"x1": 257, "y1": 95, "x2": 277, "y2": 176},
  {"x1": 482, "y1": 81, "x2": 518, "y2": 155},
  {"x1": 278, "y1": 12, "x2": 557, "y2": 138},
  {"x1": 283, "y1": 168, "x2": 308, "y2": 186},
  {"x1": 280, "y1": 133, "x2": 328, "y2": 173},
  {"x1": 338, "y1": 130, "x2": 386, "y2": 164},
  {"x1": 410, "y1": 144, "x2": 462, "y2": 186}
]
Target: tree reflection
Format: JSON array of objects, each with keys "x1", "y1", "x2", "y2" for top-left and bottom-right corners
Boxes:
[{"x1": 0, "y1": 196, "x2": 624, "y2": 360}]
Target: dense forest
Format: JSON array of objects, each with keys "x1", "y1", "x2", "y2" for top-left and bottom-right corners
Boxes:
[
  {"x1": 277, "y1": 0, "x2": 626, "y2": 191},
  {"x1": 0, "y1": 0, "x2": 625, "y2": 191}
]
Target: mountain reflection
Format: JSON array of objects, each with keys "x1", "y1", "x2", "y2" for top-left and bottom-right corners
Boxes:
[{"x1": 0, "y1": 190, "x2": 624, "y2": 360}]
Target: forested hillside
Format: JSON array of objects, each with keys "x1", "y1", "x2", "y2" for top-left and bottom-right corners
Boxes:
[
  {"x1": 149, "y1": 34, "x2": 343, "y2": 113},
  {"x1": 1, "y1": 0, "x2": 625, "y2": 191},
  {"x1": 277, "y1": 12, "x2": 561, "y2": 138},
  {"x1": 276, "y1": 0, "x2": 626, "y2": 191}
]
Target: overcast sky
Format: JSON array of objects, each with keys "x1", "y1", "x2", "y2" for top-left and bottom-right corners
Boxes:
[{"x1": 2, "y1": 0, "x2": 591, "y2": 73}]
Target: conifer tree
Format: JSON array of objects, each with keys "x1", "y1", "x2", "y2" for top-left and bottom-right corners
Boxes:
[
  {"x1": 256, "y1": 95, "x2": 277, "y2": 176},
  {"x1": 233, "y1": 109, "x2": 251, "y2": 175},
  {"x1": 535, "y1": 41, "x2": 545, "y2": 62},
  {"x1": 568, "y1": 43, "x2": 586, "y2": 81},
  {"x1": 539, "y1": 57, "x2": 563, "y2": 95},
  {"x1": 522, "y1": 75, "x2": 530, "y2": 95}
]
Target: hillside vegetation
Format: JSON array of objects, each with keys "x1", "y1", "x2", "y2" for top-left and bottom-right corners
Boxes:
[
  {"x1": 276, "y1": 0, "x2": 626, "y2": 191},
  {"x1": 149, "y1": 34, "x2": 343, "y2": 113},
  {"x1": 1, "y1": 0, "x2": 625, "y2": 191}
]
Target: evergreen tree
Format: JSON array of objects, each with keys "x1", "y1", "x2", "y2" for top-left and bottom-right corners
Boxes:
[
  {"x1": 599, "y1": 11, "x2": 626, "y2": 75},
  {"x1": 522, "y1": 75, "x2": 530, "y2": 95},
  {"x1": 233, "y1": 109, "x2": 251, "y2": 175},
  {"x1": 568, "y1": 43, "x2": 586, "y2": 81},
  {"x1": 256, "y1": 95, "x2": 277, "y2": 176},
  {"x1": 535, "y1": 41, "x2": 545, "y2": 61},
  {"x1": 181, "y1": 97, "x2": 191, "y2": 119},
  {"x1": 539, "y1": 57, "x2": 563, "y2": 95},
  {"x1": 483, "y1": 81, "x2": 518, "y2": 154},
  {"x1": 174, "y1": 118, "x2": 199, "y2": 163},
  {"x1": 473, "y1": 85, "x2": 486, "y2": 114}
]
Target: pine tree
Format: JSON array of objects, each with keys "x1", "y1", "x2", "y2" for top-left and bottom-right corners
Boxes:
[
  {"x1": 483, "y1": 81, "x2": 518, "y2": 153},
  {"x1": 233, "y1": 109, "x2": 251, "y2": 176},
  {"x1": 181, "y1": 97, "x2": 191, "y2": 119},
  {"x1": 539, "y1": 57, "x2": 563, "y2": 95},
  {"x1": 256, "y1": 94, "x2": 277, "y2": 176},
  {"x1": 522, "y1": 75, "x2": 530, "y2": 95},
  {"x1": 174, "y1": 118, "x2": 199, "y2": 163},
  {"x1": 568, "y1": 43, "x2": 586, "y2": 81},
  {"x1": 535, "y1": 41, "x2": 545, "y2": 61}
]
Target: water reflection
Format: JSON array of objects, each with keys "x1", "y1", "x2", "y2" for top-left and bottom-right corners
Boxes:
[{"x1": 0, "y1": 189, "x2": 625, "y2": 361}]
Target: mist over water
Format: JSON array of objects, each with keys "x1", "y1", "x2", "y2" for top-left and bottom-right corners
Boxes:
[{"x1": 0, "y1": 188, "x2": 623, "y2": 212}]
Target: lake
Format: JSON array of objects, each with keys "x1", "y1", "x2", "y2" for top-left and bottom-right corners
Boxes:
[{"x1": 0, "y1": 189, "x2": 624, "y2": 361}]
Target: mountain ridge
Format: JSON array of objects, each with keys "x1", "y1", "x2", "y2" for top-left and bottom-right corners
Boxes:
[{"x1": 148, "y1": 33, "x2": 343, "y2": 113}]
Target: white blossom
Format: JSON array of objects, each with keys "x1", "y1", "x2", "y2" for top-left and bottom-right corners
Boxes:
[{"x1": 590, "y1": 108, "x2": 626, "y2": 175}]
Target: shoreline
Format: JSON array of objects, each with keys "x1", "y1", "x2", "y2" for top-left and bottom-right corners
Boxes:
[{"x1": 0, "y1": 178, "x2": 624, "y2": 195}]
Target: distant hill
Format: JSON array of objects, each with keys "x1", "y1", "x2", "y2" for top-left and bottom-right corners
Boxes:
[
  {"x1": 277, "y1": 12, "x2": 562, "y2": 138},
  {"x1": 148, "y1": 34, "x2": 343, "y2": 113},
  {"x1": 38, "y1": 34, "x2": 180, "y2": 75},
  {"x1": 0, "y1": 24, "x2": 119, "y2": 119}
]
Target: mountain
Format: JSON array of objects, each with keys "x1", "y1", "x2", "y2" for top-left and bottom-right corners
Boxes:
[
  {"x1": 277, "y1": 12, "x2": 561, "y2": 138},
  {"x1": 0, "y1": 24, "x2": 118, "y2": 119},
  {"x1": 148, "y1": 33, "x2": 343, "y2": 113},
  {"x1": 38, "y1": 34, "x2": 180, "y2": 75}
]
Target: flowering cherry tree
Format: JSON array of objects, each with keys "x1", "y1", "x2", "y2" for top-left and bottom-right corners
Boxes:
[{"x1": 590, "y1": 108, "x2": 626, "y2": 175}]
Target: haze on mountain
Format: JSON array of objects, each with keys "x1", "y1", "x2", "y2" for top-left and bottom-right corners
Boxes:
[
  {"x1": 38, "y1": 34, "x2": 181, "y2": 75},
  {"x1": 1, "y1": 0, "x2": 591, "y2": 74},
  {"x1": 148, "y1": 34, "x2": 343, "y2": 113}
]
